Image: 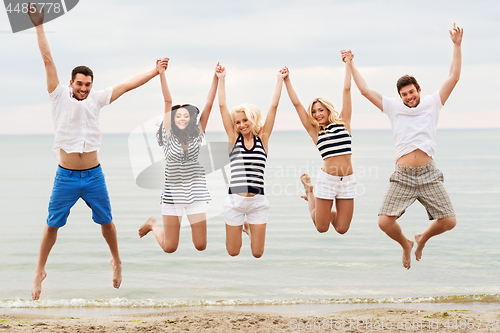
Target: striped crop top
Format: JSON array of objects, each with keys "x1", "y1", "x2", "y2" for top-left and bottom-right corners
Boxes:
[
  {"x1": 228, "y1": 134, "x2": 267, "y2": 195},
  {"x1": 316, "y1": 123, "x2": 352, "y2": 160}
]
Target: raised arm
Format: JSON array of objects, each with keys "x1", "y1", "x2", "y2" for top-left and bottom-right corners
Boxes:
[
  {"x1": 157, "y1": 59, "x2": 172, "y2": 134},
  {"x1": 340, "y1": 50, "x2": 353, "y2": 132},
  {"x1": 439, "y1": 23, "x2": 463, "y2": 105},
  {"x1": 260, "y1": 68, "x2": 285, "y2": 147},
  {"x1": 198, "y1": 66, "x2": 219, "y2": 133},
  {"x1": 344, "y1": 50, "x2": 383, "y2": 111},
  {"x1": 283, "y1": 67, "x2": 317, "y2": 138},
  {"x1": 28, "y1": 4, "x2": 59, "y2": 93},
  {"x1": 110, "y1": 60, "x2": 163, "y2": 104},
  {"x1": 216, "y1": 64, "x2": 238, "y2": 141}
]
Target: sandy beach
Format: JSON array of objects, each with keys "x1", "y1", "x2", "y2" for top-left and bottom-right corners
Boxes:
[{"x1": 1, "y1": 307, "x2": 499, "y2": 332}]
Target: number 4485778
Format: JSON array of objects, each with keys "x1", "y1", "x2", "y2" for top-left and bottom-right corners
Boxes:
[{"x1": 5, "y1": 3, "x2": 62, "y2": 14}]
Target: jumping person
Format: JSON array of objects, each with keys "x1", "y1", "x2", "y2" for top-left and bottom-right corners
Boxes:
[
  {"x1": 138, "y1": 60, "x2": 218, "y2": 253},
  {"x1": 215, "y1": 64, "x2": 285, "y2": 258},
  {"x1": 346, "y1": 23, "x2": 463, "y2": 269},
  {"x1": 282, "y1": 51, "x2": 355, "y2": 235},
  {"x1": 28, "y1": 6, "x2": 165, "y2": 300}
]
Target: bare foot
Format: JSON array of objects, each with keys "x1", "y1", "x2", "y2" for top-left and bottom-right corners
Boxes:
[
  {"x1": 414, "y1": 233, "x2": 425, "y2": 261},
  {"x1": 300, "y1": 174, "x2": 313, "y2": 199},
  {"x1": 402, "y1": 239, "x2": 414, "y2": 270},
  {"x1": 138, "y1": 216, "x2": 156, "y2": 238},
  {"x1": 110, "y1": 258, "x2": 122, "y2": 289},
  {"x1": 242, "y1": 220, "x2": 250, "y2": 236},
  {"x1": 31, "y1": 269, "x2": 47, "y2": 300}
]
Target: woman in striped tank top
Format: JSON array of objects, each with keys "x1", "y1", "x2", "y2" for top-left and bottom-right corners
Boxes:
[
  {"x1": 215, "y1": 63, "x2": 286, "y2": 258},
  {"x1": 138, "y1": 59, "x2": 218, "y2": 253},
  {"x1": 283, "y1": 51, "x2": 356, "y2": 235}
]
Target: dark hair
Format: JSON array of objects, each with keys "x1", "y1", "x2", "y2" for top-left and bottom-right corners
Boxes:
[
  {"x1": 396, "y1": 75, "x2": 420, "y2": 95},
  {"x1": 156, "y1": 104, "x2": 200, "y2": 146},
  {"x1": 71, "y1": 66, "x2": 94, "y2": 82}
]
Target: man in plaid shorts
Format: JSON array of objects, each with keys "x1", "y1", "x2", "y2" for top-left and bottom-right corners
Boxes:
[{"x1": 344, "y1": 23, "x2": 463, "y2": 269}]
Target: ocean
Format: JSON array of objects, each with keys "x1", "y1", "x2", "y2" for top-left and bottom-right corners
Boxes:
[{"x1": 1, "y1": 129, "x2": 499, "y2": 314}]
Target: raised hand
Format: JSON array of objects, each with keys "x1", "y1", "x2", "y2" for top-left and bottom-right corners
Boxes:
[
  {"x1": 215, "y1": 63, "x2": 226, "y2": 79},
  {"x1": 449, "y1": 23, "x2": 463, "y2": 45},
  {"x1": 341, "y1": 49, "x2": 354, "y2": 63},
  {"x1": 28, "y1": 3, "x2": 44, "y2": 27},
  {"x1": 278, "y1": 66, "x2": 288, "y2": 79},
  {"x1": 156, "y1": 58, "x2": 169, "y2": 74}
]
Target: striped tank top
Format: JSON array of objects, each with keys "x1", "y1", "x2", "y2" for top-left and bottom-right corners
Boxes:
[
  {"x1": 228, "y1": 134, "x2": 267, "y2": 195},
  {"x1": 316, "y1": 123, "x2": 352, "y2": 160},
  {"x1": 160, "y1": 128, "x2": 210, "y2": 205}
]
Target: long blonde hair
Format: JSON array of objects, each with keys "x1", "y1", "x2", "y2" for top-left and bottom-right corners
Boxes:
[
  {"x1": 307, "y1": 97, "x2": 345, "y2": 130},
  {"x1": 231, "y1": 104, "x2": 263, "y2": 136}
]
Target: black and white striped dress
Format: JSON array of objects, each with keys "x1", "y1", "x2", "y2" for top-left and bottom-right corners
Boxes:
[
  {"x1": 228, "y1": 134, "x2": 267, "y2": 195},
  {"x1": 160, "y1": 128, "x2": 210, "y2": 205}
]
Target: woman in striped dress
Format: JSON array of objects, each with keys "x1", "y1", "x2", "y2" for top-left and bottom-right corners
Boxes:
[
  {"x1": 282, "y1": 51, "x2": 356, "y2": 235},
  {"x1": 215, "y1": 64, "x2": 286, "y2": 258},
  {"x1": 138, "y1": 59, "x2": 218, "y2": 252}
]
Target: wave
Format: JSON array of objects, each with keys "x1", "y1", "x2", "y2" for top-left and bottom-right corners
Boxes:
[{"x1": 2, "y1": 294, "x2": 499, "y2": 309}]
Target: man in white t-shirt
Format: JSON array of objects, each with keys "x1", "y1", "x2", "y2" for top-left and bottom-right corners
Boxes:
[
  {"x1": 28, "y1": 7, "x2": 168, "y2": 299},
  {"x1": 344, "y1": 23, "x2": 463, "y2": 269}
]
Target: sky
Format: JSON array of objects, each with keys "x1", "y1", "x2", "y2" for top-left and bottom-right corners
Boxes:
[{"x1": 0, "y1": 0, "x2": 499, "y2": 134}]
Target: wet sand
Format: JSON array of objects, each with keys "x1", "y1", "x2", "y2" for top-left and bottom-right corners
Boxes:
[{"x1": 1, "y1": 307, "x2": 499, "y2": 332}]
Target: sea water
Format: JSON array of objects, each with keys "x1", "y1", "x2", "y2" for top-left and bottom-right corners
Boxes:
[{"x1": 0, "y1": 129, "x2": 499, "y2": 310}]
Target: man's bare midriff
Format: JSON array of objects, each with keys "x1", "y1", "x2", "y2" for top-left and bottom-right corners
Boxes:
[
  {"x1": 59, "y1": 150, "x2": 100, "y2": 170},
  {"x1": 396, "y1": 149, "x2": 433, "y2": 167}
]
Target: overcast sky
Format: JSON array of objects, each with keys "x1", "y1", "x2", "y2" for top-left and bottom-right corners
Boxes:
[{"x1": 1, "y1": 0, "x2": 499, "y2": 134}]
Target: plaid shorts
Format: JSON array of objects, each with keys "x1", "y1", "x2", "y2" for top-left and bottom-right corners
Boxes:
[{"x1": 379, "y1": 163, "x2": 455, "y2": 220}]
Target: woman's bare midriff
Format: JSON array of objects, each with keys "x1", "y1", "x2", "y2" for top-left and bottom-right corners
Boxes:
[
  {"x1": 322, "y1": 154, "x2": 353, "y2": 176},
  {"x1": 397, "y1": 149, "x2": 434, "y2": 167},
  {"x1": 235, "y1": 193, "x2": 257, "y2": 197},
  {"x1": 59, "y1": 150, "x2": 100, "y2": 170}
]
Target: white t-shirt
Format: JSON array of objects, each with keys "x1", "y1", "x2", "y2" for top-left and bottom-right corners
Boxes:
[
  {"x1": 49, "y1": 83, "x2": 113, "y2": 160},
  {"x1": 382, "y1": 91, "x2": 443, "y2": 161}
]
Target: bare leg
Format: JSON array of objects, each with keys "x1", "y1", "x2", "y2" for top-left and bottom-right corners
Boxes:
[
  {"x1": 414, "y1": 216, "x2": 456, "y2": 261},
  {"x1": 226, "y1": 224, "x2": 243, "y2": 256},
  {"x1": 378, "y1": 215, "x2": 414, "y2": 270},
  {"x1": 333, "y1": 199, "x2": 354, "y2": 234},
  {"x1": 32, "y1": 225, "x2": 59, "y2": 300},
  {"x1": 138, "y1": 216, "x2": 182, "y2": 253},
  {"x1": 300, "y1": 174, "x2": 334, "y2": 233},
  {"x1": 187, "y1": 213, "x2": 207, "y2": 251},
  {"x1": 247, "y1": 224, "x2": 266, "y2": 258},
  {"x1": 101, "y1": 222, "x2": 122, "y2": 289},
  {"x1": 314, "y1": 198, "x2": 334, "y2": 233}
]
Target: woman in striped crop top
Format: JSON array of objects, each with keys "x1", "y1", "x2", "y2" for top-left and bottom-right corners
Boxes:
[
  {"x1": 138, "y1": 59, "x2": 218, "y2": 253},
  {"x1": 215, "y1": 63, "x2": 286, "y2": 258},
  {"x1": 283, "y1": 51, "x2": 356, "y2": 235}
]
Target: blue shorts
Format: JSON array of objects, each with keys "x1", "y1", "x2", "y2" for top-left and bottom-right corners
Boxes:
[{"x1": 47, "y1": 165, "x2": 113, "y2": 228}]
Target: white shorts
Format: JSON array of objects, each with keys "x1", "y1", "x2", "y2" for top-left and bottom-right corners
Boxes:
[
  {"x1": 223, "y1": 194, "x2": 270, "y2": 226},
  {"x1": 314, "y1": 168, "x2": 356, "y2": 200},
  {"x1": 162, "y1": 201, "x2": 207, "y2": 219}
]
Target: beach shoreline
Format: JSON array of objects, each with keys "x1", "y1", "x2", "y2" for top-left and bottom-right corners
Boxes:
[
  {"x1": 1, "y1": 306, "x2": 499, "y2": 332},
  {"x1": 2, "y1": 301, "x2": 500, "y2": 317}
]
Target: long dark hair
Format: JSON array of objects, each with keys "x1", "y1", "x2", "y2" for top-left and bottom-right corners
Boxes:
[{"x1": 157, "y1": 104, "x2": 200, "y2": 146}]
